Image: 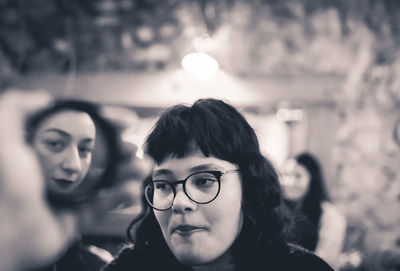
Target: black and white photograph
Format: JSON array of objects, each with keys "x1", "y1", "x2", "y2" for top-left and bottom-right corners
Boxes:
[{"x1": 1, "y1": 1, "x2": 400, "y2": 270}]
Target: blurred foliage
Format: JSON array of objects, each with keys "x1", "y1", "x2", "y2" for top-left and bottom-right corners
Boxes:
[
  {"x1": 0, "y1": 0, "x2": 400, "y2": 76},
  {"x1": 0, "y1": 0, "x2": 182, "y2": 74}
]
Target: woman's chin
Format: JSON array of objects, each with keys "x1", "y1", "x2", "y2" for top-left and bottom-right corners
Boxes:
[
  {"x1": 174, "y1": 254, "x2": 208, "y2": 266},
  {"x1": 47, "y1": 179, "x2": 81, "y2": 194},
  {"x1": 173, "y1": 249, "x2": 235, "y2": 269},
  {"x1": 171, "y1": 248, "x2": 211, "y2": 266}
]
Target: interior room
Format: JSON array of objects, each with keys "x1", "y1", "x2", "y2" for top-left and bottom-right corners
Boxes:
[{"x1": 1, "y1": 1, "x2": 400, "y2": 270}]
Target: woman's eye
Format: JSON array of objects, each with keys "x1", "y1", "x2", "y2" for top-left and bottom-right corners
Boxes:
[
  {"x1": 194, "y1": 177, "x2": 217, "y2": 187},
  {"x1": 44, "y1": 140, "x2": 64, "y2": 152},
  {"x1": 79, "y1": 147, "x2": 93, "y2": 158},
  {"x1": 154, "y1": 182, "x2": 170, "y2": 191}
]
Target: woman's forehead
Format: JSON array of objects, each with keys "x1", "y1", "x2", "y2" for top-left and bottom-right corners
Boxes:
[
  {"x1": 37, "y1": 110, "x2": 96, "y2": 139},
  {"x1": 154, "y1": 150, "x2": 237, "y2": 175}
]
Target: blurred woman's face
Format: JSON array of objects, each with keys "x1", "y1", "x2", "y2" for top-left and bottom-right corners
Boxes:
[
  {"x1": 280, "y1": 159, "x2": 311, "y2": 201},
  {"x1": 152, "y1": 150, "x2": 243, "y2": 267},
  {"x1": 33, "y1": 110, "x2": 96, "y2": 193}
]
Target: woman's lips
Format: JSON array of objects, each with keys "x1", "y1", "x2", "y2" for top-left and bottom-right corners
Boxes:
[
  {"x1": 52, "y1": 178, "x2": 75, "y2": 189},
  {"x1": 172, "y1": 225, "x2": 207, "y2": 236}
]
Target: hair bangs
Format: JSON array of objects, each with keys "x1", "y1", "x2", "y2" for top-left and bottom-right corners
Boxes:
[
  {"x1": 189, "y1": 104, "x2": 241, "y2": 164},
  {"x1": 146, "y1": 101, "x2": 248, "y2": 165},
  {"x1": 145, "y1": 105, "x2": 193, "y2": 164}
]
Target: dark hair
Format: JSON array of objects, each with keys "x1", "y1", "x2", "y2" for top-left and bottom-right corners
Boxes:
[
  {"x1": 128, "y1": 98, "x2": 288, "y2": 267},
  {"x1": 293, "y1": 152, "x2": 330, "y2": 225}
]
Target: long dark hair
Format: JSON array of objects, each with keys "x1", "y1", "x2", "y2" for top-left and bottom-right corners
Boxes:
[
  {"x1": 127, "y1": 98, "x2": 288, "y2": 268},
  {"x1": 294, "y1": 152, "x2": 330, "y2": 225}
]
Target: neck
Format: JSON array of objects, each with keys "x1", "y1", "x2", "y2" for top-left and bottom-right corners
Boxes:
[{"x1": 191, "y1": 251, "x2": 236, "y2": 271}]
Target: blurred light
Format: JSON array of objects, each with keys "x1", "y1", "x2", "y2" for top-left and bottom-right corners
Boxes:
[
  {"x1": 121, "y1": 32, "x2": 134, "y2": 48},
  {"x1": 276, "y1": 108, "x2": 304, "y2": 122},
  {"x1": 53, "y1": 39, "x2": 70, "y2": 53},
  {"x1": 136, "y1": 147, "x2": 144, "y2": 159},
  {"x1": 136, "y1": 26, "x2": 154, "y2": 43},
  {"x1": 94, "y1": 15, "x2": 119, "y2": 26},
  {"x1": 160, "y1": 23, "x2": 178, "y2": 40},
  {"x1": 194, "y1": 33, "x2": 217, "y2": 52},
  {"x1": 181, "y1": 52, "x2": 219, "y2": 79}
]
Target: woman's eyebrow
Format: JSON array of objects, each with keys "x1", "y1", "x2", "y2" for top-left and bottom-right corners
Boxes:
[
  {"x1": 152, "y1": 169, "x2": 173, "y2": 177},
  {"x1": 189, "y1": 163, "x2": 221, "y2": 173},
  {"x1": 42, "y1": 128, "x2": 70, "y2": 137},
  {"x1": 153, "y1": 164, "x2": 222, "y2": 178},
  {"x1": 80, "y1": 138, "x2": 95, "y2": 144},
  {"x1": 79, "y1": 139, "x2": 95, "y2": 148}
]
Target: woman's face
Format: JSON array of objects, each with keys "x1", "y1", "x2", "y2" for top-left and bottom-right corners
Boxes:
[
  {"x1": 152, "y1": 150, "x2": 244, "y2": 266},
  {"x1": 32, "y1": 110, "x2": 96, "y2": 193},
  {"x1": 280, "y1": 159, "x2": 311, "y2": 201}
]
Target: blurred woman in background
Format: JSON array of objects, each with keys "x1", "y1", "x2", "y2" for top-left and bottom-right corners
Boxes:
[{"x1": 280, "y1": 152, "x2": 347, "y2": 269}]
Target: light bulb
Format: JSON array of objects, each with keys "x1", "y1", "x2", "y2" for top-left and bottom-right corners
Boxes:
[{"x1": 181, "y1": 52, "x2": 219, "y2": 79}]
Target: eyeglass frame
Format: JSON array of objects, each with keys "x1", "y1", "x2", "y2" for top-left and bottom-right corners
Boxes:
[{"x1": 145, "y1": 169, "x2": 240, "y2": 211}]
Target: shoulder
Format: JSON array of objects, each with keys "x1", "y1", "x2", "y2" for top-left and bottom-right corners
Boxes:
[
  {"x1": 279, "y1": 244, "x2": 334, "y2": 271},
  {"x1": 85, "y1": 245, "x2": 114, "y2": 264},
  {"x1": 320, "y1": 201, "x2": 346, "y2": 229},
  {"x1": 103, "y1": 246, "x2": 190, "y2": 271},
  {"x1": 103, "y1": 246, "x2": 141, "y2": 271},
  {"x1": 321, "y1": 202, "x2": 344, "y2": 220},
  {"x1": 43, "y1": 243, "x2": 112, "y2": 271}
]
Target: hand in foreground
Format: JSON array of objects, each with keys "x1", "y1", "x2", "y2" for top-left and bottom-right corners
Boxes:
[
  {"x1": 0, "y1": 89, "x2": 79, "y2": 270},
  {"x1": 0, "y1": 90, "x2": 153, "y2": 271}
]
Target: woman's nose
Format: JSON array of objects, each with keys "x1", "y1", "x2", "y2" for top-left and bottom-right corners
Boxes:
[
  {"x1": 61, "y1": 147, "x2": 81, "y2": 174},
  {"x1": 171, "y1": 184, "x2": 197, "y2": 213}
]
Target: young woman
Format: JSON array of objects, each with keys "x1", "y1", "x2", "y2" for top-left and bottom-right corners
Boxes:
[
  {"x1": 31, "y1": 108, "x2": 96, "y2": 194},
  {"x1": 280, "y1": 152, "x2": 347, "y2": 269},
  {"x1": 29, "y1": 102, "x2": 114, "y2": 271},
  {"x1": 105, "y1": 99, "x2": 333, "y2": 271}
]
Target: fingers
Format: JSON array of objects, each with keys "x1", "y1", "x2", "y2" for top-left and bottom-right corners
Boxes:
[
  {"x1": 0, "y1": 89, "x2": 73, "y2": 270},
  {"x1": 0, "y1": 89, "x2": 52, "y2": 144},
  {"x1": 21, "y1": 209, "x2": 79, "y2": 269},
  {"x1": 0, "y1": 89, "x2": 52, "y2": 121},
  {"x1": 0, "y1": 90, "x2": 153, "y2": 270},
  {"x1": 127, "y1": 155, "x2": 154, "y2": 181},
  {"x1": 0, "y1": 89, "x2": 51, "y2": 110},
  {"x1": 0, "y1": 90, "x2": 51, "y2": 199},
  {"x1": 55, "y1": 210, "x2": 80, "y2": 253},
  {"x1": 77, "y1": 156, "x2": 153, "y2": 230}
]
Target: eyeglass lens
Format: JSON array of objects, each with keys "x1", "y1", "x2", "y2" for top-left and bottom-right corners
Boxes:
[{"x1": 145, "y1": 171, "x2": 220, "y2": 210}]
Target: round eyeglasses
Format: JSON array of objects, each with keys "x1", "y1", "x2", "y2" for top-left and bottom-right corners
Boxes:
[{"x1": 144, "y1": 169, "x2": 240, "y2": 211}]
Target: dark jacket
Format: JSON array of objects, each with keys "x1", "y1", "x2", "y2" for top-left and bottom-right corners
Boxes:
[
  {"x1": 35, "y1": 242, "x2": 112, "y2": 271},
  {"x1": 103, "y1": 243, "x2": 333, "y2": 271}
]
